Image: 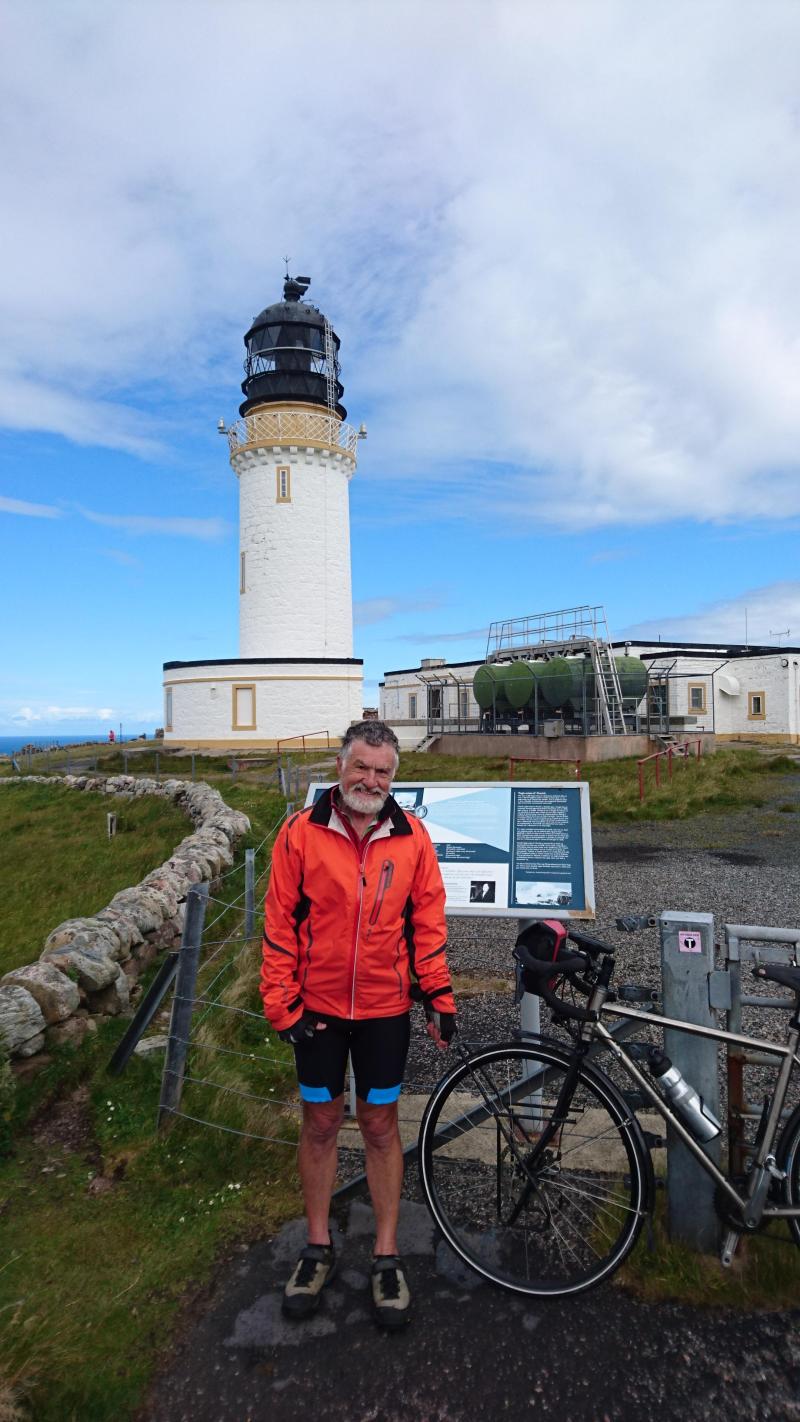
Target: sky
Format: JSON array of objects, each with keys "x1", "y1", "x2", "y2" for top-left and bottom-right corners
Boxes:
[{"x1": 2, "y1": 0, "x2": 800, "y2": 735}]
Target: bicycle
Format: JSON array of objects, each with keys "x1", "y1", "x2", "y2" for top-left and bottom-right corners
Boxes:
[{"x1": 417, "y1": 919, "x2": 800, "y2": 1298}]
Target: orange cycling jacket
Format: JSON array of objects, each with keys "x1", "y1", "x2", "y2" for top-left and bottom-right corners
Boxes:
[{"x1": 260, "y1": 787, "x2": 455, "y2": 1032}]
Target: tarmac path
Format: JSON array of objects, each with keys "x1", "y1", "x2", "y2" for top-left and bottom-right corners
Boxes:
[{"x1": 140, "y1": 1198, "x2": 798, "y2": 1422}]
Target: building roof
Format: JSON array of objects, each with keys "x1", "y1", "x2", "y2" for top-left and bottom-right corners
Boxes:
[{"x1": 383, "y1": 641, "x2": 800, "y2": 679}]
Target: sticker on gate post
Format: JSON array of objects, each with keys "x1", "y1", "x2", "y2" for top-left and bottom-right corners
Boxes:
[{"x1": 678, "y1": 930, "x2": 702, "y2": 953}]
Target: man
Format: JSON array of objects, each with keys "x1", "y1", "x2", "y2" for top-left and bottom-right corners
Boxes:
[{"x1": 261, "y1": 720, "x2": 455, "y2": 1330}]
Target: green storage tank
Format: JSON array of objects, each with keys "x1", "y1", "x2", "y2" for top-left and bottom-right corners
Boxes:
[
  {"x1": 473, "y1": 664, "x2": 511, "y2": 712},
  {"x1": 504, "y1": 660, "x2": 537, "y2": 709},
  {"x1": 537, "y1": 657, "x2": 573, "y2": 710},
  {"x1": 615, "y1": 656, "x2": 647, "y2": 703},
  {"x1": 566, "y1": 656, "x2": 593, "y2": 710}
]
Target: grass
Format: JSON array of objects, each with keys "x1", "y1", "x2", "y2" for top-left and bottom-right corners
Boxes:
[
  {"x1": 0, "y1": 1024, "x2": 300, "y2": 1422},
  {"x1": 0, "y1": 777, "x2": 305, "y2": 1420},
  {"x1": 619, "y1": 1196, "x2": 800, "y2": 1309},
  {"x1": 397, "y1": 747, "x2": 791, "y2": 822},
  {"x1": 0, "y1": 785, "x2": 190, "y2": 975}
]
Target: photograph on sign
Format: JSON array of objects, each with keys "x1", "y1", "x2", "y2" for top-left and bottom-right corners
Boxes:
[{"x1": 305, "y1": 781, "x2": 595, "y2": 919}]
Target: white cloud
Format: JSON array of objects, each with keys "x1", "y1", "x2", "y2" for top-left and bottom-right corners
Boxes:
[
  {"x1": 12, "y1": 704, "x2": 116, "y2": 723},
  {"x1": 80, "y1": 509, "x2": 230, "y2": 540},
  {"x1": 392, "y1": 626, "x2": 490, "y2": 644},
  {"x1": 99, "y1": 547, "x2": 141, "y2": 567},
  {"x1": 354, "y1": 595, "x2": 442, "y2": 626},
  {"x1": 2, "y1": 3, "x2": 800, "y2": 530},
  {"x1": 621, "y1": 580, "x2": 800, "y2": 645},
  {"x1": 0, "y1": 494, "x2": 62, "y2": 518}
]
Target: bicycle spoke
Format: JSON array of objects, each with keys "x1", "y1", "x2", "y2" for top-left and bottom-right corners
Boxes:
[{"x1": 419, "y1": 1044, "x2": 649, "y2": 1297}]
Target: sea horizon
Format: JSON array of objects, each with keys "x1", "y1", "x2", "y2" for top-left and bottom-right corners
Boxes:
[{"x1": 0, "y1": 732, "x2": 152, "y2": 756}]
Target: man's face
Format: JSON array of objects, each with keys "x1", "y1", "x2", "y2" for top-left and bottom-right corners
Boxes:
[{"x1": 337, "y1": 740, "x2": 396, "y2": 817}]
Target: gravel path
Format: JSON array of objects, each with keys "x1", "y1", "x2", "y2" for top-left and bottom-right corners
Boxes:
[{"x1": 403, "y1": 766, "x2": 800, "y2": 1099}]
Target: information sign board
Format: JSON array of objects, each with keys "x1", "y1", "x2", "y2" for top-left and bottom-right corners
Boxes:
[{"x1": 304, "y1": 782, "x2": 595, "y2": 920}]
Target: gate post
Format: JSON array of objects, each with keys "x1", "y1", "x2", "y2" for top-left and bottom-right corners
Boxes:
[
  {"x1": 245, "y1": 848, "x2": 256, "y2": 940},
  {"x1": 157, "y1": 882, "x2": 208, "y2": 1128},
  {"x1": 659, "y1": 911, "x2": 721, "y2": 1251}
]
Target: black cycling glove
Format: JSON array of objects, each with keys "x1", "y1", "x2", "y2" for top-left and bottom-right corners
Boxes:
[
  {"x1": 410, "y1": 983, "x2": 457, "y2": 1043},
  {"x1": 429, "y1": 1009, "x2": 457, "y2": 1043},
  {"x1": 278, "y1": 1011, "x2": 321, "y2": 1045}
]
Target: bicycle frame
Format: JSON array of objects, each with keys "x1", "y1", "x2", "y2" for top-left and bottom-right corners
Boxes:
[{"x1": 587, "y1": 1001, "x2": 800, "y2": 1222}]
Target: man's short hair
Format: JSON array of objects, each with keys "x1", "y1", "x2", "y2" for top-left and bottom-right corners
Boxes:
[{"x1": 340, "y1": 720, "x2": 400, "y2": 765}]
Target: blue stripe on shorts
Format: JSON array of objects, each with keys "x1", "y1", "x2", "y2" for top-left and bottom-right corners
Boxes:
[
  {"x1": 299, "y1": 1083, "x2": 333, "y2": 1103},
  {"x1": 365, "y1": 1084, "x2": 402, "y2": 1104}
]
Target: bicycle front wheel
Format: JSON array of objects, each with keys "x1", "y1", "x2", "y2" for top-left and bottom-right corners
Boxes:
[
  {"x1": 418, "y1": 1041, "x2": 652, "y2": 1298},
  {"x1": 777, "y1": 1102, "x2": 800, "y2": 1247}
]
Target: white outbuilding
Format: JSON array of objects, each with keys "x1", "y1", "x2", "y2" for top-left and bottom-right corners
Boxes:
[
  {"x1": 380, "y1": 635, "x2": 800, "y2": 749},
  {"x1": 162, "y1": 276, "x2": 364, "y2": 749}
]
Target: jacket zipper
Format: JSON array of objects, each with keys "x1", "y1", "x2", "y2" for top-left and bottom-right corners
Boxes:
[
  {"x1": 350, "y1": 838, "x2": 373, "y2": 1018},
  {"x1": 368, "y1": 859, "x2": 393, "y2": 926}
]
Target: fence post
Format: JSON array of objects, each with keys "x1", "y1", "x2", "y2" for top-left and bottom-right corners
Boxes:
[
  {"x1": 659, "y1": 910, "x2": 721, "y2": 1251},
  {"x1": 155, "y1": 751, "x2": 160, "y2": 781},
  {"x1": 191, "y1": 753, "x2": 196, "y2": 783},
  {"x1": 245, "y1": 848, "x2": 255, "y2": 939},
  {"x1": 157, "y1": 882, "x2": 209, "y2": 1128}
]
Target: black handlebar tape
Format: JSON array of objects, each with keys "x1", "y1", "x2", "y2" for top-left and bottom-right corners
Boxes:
[
  {"x1": 568, "y1": 929, "x2": 613, "y2": 957},
  {"x1": 536, "y1": 977, "x2": 598, "y2": 1023},
  {"x1": 517, "y1": 951, "x2": 588, "y2": 977}
]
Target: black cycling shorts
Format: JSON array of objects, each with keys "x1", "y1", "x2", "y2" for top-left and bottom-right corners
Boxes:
[{"x1": 293, "y1": 1011, "x2": 411, "y2": 1105}]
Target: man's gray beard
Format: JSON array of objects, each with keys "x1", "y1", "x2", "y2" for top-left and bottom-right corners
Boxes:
[{"x1": 339, "y1": 783, "x2": 387, "y2": 816}]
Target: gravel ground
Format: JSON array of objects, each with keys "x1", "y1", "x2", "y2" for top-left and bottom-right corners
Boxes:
[{"x1": 401, "y1": 764, "x2": 800, "y2": 1114}]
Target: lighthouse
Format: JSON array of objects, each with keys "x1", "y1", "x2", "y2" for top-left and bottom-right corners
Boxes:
[{"x1": 162, "y1": 275, "x2": 364, "y2": 749}]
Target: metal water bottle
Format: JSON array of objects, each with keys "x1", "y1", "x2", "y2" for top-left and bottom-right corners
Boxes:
[{"x1": 647, "y1": 1048, "x2": 721, "y2": 1143}]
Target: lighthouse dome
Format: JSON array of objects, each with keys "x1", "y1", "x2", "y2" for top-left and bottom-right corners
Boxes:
[{"x1": 239, "y1": 275, "x2": 346, "y2": 419}]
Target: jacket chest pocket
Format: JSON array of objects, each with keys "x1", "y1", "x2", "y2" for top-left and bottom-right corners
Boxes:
[{"x1": 368, "y1": 859, "x2": 394, "y2": 925}]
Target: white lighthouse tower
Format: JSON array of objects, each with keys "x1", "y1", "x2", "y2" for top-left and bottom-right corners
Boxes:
[{"x1": 162, "y1": 275, "x2": 364, "y2": 749}]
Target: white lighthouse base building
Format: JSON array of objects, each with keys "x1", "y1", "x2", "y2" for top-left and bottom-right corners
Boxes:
[{"x1": 163, "y1": 655, "x2": 363, "y2": 751}]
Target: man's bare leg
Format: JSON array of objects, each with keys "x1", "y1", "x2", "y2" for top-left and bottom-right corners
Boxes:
[
  {"x1": 356, "y1": 1100, "x2": 404, "y2": 1255},
  {"x1": 298, "y1": 1098, "x2": 344, "y2": 1244}
]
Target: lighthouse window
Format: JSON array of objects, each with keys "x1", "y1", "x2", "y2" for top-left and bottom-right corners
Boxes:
[
  {"x1": 748, "y1": 691, "x2": 766, "y2": 720},
  {"x1": 276, "y1": 466, "x2": 291, "y2": 502},
  {"x1": 232, "y1": 684, "x2": 257, "y2": 730},
  {"x1": 408, "y1": 693, "x2": 417, "y2": 719},
  {"x1": 240, "y1": 551, "x2": 246, "y2": 593},
  {"x1": 164, "y1": 687, "x2": 173, "y2": 732}
]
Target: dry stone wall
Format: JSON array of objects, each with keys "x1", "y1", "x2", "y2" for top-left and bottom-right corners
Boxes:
[{"x1": 0, "y1": 775, "x2": 251, "y2": 1061}]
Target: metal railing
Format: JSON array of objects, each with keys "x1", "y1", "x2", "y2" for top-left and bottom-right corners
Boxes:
[
  {"x1": 275, "y1": 730, "x2": 332, "y2": 754},
  {"x1": 637, "y1": 739, "x2": 702, "y2": 802},
  {"x1": 226, "y1": 410, "x2": 359, "y2": 459}
]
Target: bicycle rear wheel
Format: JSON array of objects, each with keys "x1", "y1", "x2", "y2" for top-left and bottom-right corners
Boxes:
[{"x1": 418, "y1": 1040, "x2": 652, "y2": 1298}]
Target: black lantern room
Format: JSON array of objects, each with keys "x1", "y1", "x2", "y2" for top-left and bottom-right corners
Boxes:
[{"x1": 239, "y1": 275, "x2": 346, "y2": 419}]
